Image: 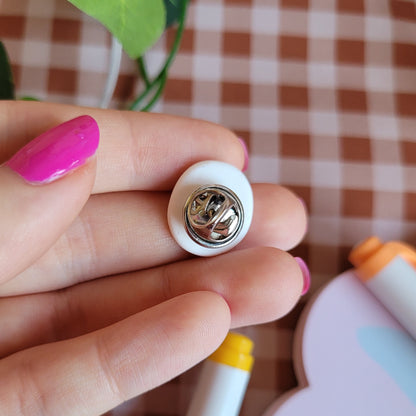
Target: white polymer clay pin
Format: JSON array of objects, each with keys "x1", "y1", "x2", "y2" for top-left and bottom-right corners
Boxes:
[{"x1": 167, "y1": 160, "x2": 254, "y2": 257}]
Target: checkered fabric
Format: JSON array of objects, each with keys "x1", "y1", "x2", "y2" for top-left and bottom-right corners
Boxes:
[{"x1": 1, "y1": 0, "x2": 416, "y2": 415}]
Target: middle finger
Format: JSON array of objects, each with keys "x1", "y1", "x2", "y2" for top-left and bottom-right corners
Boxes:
[{"x1": 0, "y1": 183, "x2": 307, "y2": 296}]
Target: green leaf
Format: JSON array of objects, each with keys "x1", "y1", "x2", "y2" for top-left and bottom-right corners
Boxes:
[
  {"x1": 0, "y1": 41, "x2": 15, "y2": 100},
  {"x1": 164, "y1": 0, "x2": 185, "y2": 27},
  {"x1": 67, "y1": 0, "x2": 166, "y2": 59},
  {"x1": 20, "y1": 96, "x2": 40, "y2": 101}
]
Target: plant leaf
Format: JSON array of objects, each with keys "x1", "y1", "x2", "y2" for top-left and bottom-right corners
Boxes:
[
  {"x1": 0, "y1": 41, "x2": 15, "y2": 100},
  {"x1": 67, "y1": 0, "x2": 166, "y2": 59},
  {"x1": 20, "y1": 96, "x2": 40, "y2": 101},
  {"x1": 164, "y1": 0, "x2": 185, "y2": 27}
]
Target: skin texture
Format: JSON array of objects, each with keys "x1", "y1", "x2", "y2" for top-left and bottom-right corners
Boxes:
[{"x1": 0, "y1": 101, "x2": 307, "y2": 416}]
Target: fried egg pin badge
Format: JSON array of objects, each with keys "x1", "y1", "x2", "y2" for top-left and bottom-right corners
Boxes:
[{"x1": 168, "y1": 161, "x2": 253, "y2": 256}]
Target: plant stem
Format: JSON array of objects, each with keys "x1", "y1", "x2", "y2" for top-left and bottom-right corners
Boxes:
[
  {"x1": 141, "y1": 70, "x2": 167, "y2": 112},
  {"x1": 99, "y1": 36, "x2": 122, "y2": 108},
  {"x1": 137, "y1": 56, "x2": 151, "y2": 88},
  {"x1": 128, "y1": 0, "x2": 190, "y2": 111}
]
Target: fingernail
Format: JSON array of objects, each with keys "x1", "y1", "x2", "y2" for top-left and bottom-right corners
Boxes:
[
  {"x1": 6, "y1": 115, "x2": 99, "y2": 184},
  {"x1": 295, "y1": 257, "x2": 311, "y2": 295},
  {"x1": 238, "y1": 137, "x2": 249, "y2": 172},
  {"x1": 298, "y1": 197, "x2": 308, "y2": 212}
]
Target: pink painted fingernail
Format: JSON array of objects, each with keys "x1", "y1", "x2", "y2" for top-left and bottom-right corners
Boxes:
[
  {"x1": 298, "y1": 197, "x2": 308, "y2": 212},
  {"x1": 6, "y1": 115, "x2": 99, "y2": 184},
  {"x1": 238, "y1": 137, "x2": 249, "y2": 172},
  {"x1": 295, "y1": 257, "x2": 311, "y2": 295}
]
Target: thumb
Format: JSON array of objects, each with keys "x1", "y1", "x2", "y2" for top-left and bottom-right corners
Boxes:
[{"x1": 0, "y1": 115, "x2": 99, "y2": 286}]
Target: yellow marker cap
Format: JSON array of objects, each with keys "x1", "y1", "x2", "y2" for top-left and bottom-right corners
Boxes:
[{"x1": 208, "y1": 332, "x2": 254, "y2": 372}]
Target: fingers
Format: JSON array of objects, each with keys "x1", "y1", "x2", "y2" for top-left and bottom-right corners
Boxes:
[
  {"x1": 0, "y1": 292, "x2": 230, "y2": 416},
  {"x1": 0, "y1": 184, "x2": 307, "y2": 295},
  {"x1": 62, "y1": 247, "x2": 304, "y2": 329},
  {"x1": 239, "y1": 183, "x2": 307, "y2": 251},
  {"x1": 0, "y1": 101, "x2": 245, "y2": 192},
  {"x1": 0, "y1": 247, "x2": 303, "y2": 357},
  {"x1": 0, "y1": 116, "x2": 98, "y2": 285}
]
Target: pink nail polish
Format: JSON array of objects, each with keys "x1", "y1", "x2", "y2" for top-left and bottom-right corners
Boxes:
[
  {"x1": 238, "y1": 137, "x2": 249, "y2": 172},
  {"x1": 295, "y1": 257, "x2": 311, "y2": 295},
  {"x1": 6, "y1": 115, "x2": 99, "y2": 184},
  {"x1": 298, "y1": 197, "x2": 308, "y2": 213}
]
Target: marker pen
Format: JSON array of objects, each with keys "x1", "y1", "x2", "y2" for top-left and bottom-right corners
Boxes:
[
  {"x1": 349, "y1": 236, "x2": 416, "y2": 340},
  {"x1": 186, "y1": 332, "x2": 254, "y2": 416}
]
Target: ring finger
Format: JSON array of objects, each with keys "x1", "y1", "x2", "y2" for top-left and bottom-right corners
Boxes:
[{"x1": 0, "y1": 246, "x2": 305, "y2": 358}]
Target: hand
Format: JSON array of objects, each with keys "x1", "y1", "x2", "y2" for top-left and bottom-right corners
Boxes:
[{"x1": 0, "y1": 101, "x2": 307, "y2": 416}]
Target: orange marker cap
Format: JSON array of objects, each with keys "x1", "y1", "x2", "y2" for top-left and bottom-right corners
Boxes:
[{"x1": 349, "y1": 236, "x2": 416, "y2": 281}]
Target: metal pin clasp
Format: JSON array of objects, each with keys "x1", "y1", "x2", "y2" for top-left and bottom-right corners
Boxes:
[{"x1": 184, "y1": 185, "x2": 244, "y2": 248}]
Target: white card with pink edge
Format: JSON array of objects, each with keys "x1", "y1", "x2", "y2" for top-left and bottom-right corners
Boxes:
[{"x1": 263, "y1": 270, "x2": 416, "y2": 416}]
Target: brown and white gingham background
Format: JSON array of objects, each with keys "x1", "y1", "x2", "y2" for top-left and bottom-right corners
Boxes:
[{"x1": 1, "y1": 0, "x2": 416, "y2": 414}]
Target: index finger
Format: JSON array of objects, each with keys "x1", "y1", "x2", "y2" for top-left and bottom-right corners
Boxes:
[{"x1": 0, "y1": 101, "x2": 245, "y2": 193}]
